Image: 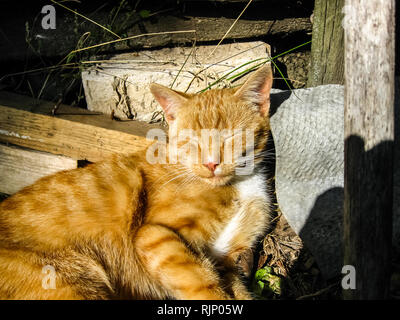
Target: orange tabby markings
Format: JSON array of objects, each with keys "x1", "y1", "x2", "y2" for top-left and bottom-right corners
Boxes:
[{"x1": 0, "y1": 65, "x2": 273, "y2": 300}]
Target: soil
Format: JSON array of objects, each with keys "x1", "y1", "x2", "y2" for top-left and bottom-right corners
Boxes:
[{"x1": 254, "y1": 209, "x2": 342, "y2": 299}]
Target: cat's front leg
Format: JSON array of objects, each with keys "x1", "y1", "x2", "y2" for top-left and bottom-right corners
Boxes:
[
  {"x1": 218, "y1": 199, "x2": 271, "y2": 300},
  {"x1": 135, "y1": 223, "x2": 230, "y2": 300},
  {"x1": 216, "y1": 254, "x2": 254, "y2": 300}
]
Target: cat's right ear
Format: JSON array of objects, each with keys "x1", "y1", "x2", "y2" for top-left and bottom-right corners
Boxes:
[
  {"x1": 234, "y1": 64, "x2": 273, "y2": 117},
  {"x1": 150, "y1": 84, "x2": 188, "y2": 122}
]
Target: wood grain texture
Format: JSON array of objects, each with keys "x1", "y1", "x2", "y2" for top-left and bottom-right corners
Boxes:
[
  {"x1": 0, "y1": 91, "x2": 165, "y2": 162},
  {"x1": 307, "y1": 0, "x2": 345, "y2": 87},
  {"x1": 4, "y1": 14, "x2": 311, "y2": 62},
  {"x1": 343, "y1": 0, "x2": 395, "y2": 299},
  {"x1": 0, "y1": 143, "x2": 77, "y2": 195}
]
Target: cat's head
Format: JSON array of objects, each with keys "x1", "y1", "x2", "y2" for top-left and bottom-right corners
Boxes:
[{"x1": 150, "y1": 64, "x2": 273, "y2": 186}]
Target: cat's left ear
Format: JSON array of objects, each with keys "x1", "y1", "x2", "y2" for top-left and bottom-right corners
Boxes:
[
  {"x1": 234, "y1": 64, "x2": 273, "y2": 117},
  {"x1": 150, "y1": 84, "x2": 188, "y2": 122}
]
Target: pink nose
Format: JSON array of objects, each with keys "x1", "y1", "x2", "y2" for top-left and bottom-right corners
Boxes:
[{"x1": 204, "y1": 162, "x2": 218, "y2": 172}]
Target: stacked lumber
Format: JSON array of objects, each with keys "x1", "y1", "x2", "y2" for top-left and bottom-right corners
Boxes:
[{"x1": 0, "y1": 91, "x2": 164, "y2": 194}]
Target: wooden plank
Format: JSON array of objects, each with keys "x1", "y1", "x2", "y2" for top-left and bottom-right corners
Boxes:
[
  {"x1": 0, "y1": 91, "x2": 165, "y2": 162},
  {"x1": 113, "y1": 16, "x2": 311, "y2": 50},
  {"x1": 2, "y1": 13, "x2": 311, "y2": 63},
  {"x1": 0, "y1": 143, "x2": 77, "y2": 195},
  {"x1": 343, "y1": 0, "x2": 395, "y2": 299},
  {"x1": 307, "y1": 0, "x2": 344, "y2": 87}
]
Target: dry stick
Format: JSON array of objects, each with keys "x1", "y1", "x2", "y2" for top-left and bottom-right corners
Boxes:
[
  {"x1": 50, "y1": 0, "x2": 121, "y2": 39},
  {"x1": 206, "y1": 0, "x2": 254, "y2": 59}
]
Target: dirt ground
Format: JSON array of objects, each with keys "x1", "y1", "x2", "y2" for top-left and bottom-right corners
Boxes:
[{"x1": 253, "y1": 209, "x2": 342, "y2": 299}]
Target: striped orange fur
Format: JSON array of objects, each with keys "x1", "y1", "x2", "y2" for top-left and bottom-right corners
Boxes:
[{"x1": 0, "y1": 65, "x2": 273, "y2": 300}]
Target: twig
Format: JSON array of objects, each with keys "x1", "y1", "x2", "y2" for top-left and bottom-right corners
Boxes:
[{"x1": 52, "y1": 98, "x2": 63, "y2": 116}]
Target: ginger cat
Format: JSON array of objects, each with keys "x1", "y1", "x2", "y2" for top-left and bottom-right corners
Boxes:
[{"x1": 0, "y1": 65, "x2": 273, "y2": 300}]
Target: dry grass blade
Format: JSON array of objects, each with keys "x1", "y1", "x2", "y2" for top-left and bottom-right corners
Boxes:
[
  {"x1": 67, "y1": 30, "x2": 196, "y2": 55},
  {"x1": 0, "y1": 64, "x2": 78, "y2": 82},
  {"x1": 50, "y1": 0, "x2": 121, "y2": 39},
  {"x1": 185, "y1": 42, "x2": 266, "y2": 92},
  {"x1": 170, "y1": 40, "x2": 197, "y2": 89},
  {"x1": 207, "y1": 0, "x2": 254, "y2": 59}
]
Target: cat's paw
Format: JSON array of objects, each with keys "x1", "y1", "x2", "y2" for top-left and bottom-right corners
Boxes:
[
  {"x1": 234, "y1": 291, "x2": 254, "y2": 300},
  {"x1": 236, "y1": 248, "x2": 254, "y2": 279},
  {"x1": 229, "y1": 275, "x2": 254, "y2": 300}
]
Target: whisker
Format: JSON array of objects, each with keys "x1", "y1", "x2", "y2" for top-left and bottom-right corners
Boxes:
[{"x1": 161, "y1": 172, "x2": 191, "y2": 188}]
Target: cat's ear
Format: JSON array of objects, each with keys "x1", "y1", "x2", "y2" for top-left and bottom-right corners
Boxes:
[
  {"x1": 234, "y1": 64, "x2": 273, "y2": 117},
  {"x1": 150, "y1": 84, "x2": 188, "y2": 122}
]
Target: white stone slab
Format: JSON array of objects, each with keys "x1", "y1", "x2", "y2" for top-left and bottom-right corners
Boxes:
[{"x1": 82, "y1": 42, "x2": 270, "y2": 122}]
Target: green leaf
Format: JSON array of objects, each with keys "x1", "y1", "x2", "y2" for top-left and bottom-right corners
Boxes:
[
  {"x1": 252, "y1": 266, "x2": 282, "y2": 297},
  {"x1": 254, "y1": 280, "x2": 264, "y2": 296},
  {"x1": 254, "y1": 268, "x2": 267, "y2": 281}
]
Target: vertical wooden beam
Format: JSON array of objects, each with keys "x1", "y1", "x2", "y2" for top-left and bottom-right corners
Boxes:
[
  {"x1": 307, "y1": 0, "x2": 345, "y2": 87},
  {"x1": 344, "y1": 0, "x2": 395, "y2": 299}
]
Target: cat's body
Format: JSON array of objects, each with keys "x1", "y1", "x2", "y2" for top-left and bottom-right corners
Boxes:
[{"x1": 0, "y1": 65, "x2": 273, "y2": 300}]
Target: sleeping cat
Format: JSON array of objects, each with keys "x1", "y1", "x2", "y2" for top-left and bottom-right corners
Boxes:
[{"x1": 0, "y1": 65, "x2": 273, "y2": 300}]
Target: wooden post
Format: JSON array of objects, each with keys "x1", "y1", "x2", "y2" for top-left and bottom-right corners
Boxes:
[
  {"x1": 307, "y1": 0, "x2": 345, "y2": 87},
  {"x1": 343, "y1": 0, "x2": 395, "y2": 299}
]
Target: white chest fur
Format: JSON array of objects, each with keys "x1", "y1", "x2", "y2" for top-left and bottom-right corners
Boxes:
[
  {"x1": 235, "y1": 172, "x2": 269, "y2": 202},
  {"x1": 211, "y1": 172, "x2": 270, "y2": 257}
]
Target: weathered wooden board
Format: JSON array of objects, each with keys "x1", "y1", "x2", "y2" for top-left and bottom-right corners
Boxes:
[
  {"x1": 3, "y1": 11, "x2": 311, "y2": 63},
  {"x1": 307, "y1": 0, "x2": 344, "y2": 87},
  {"x1": 0, "y1": 91, "x2": 165, "y2": 163},
  {"x1": 343, "y1": 0, "x2": 395, "y2": 299},
  {"x1": 0, "y1": 143, "x2": 77, "y2": 195}
]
